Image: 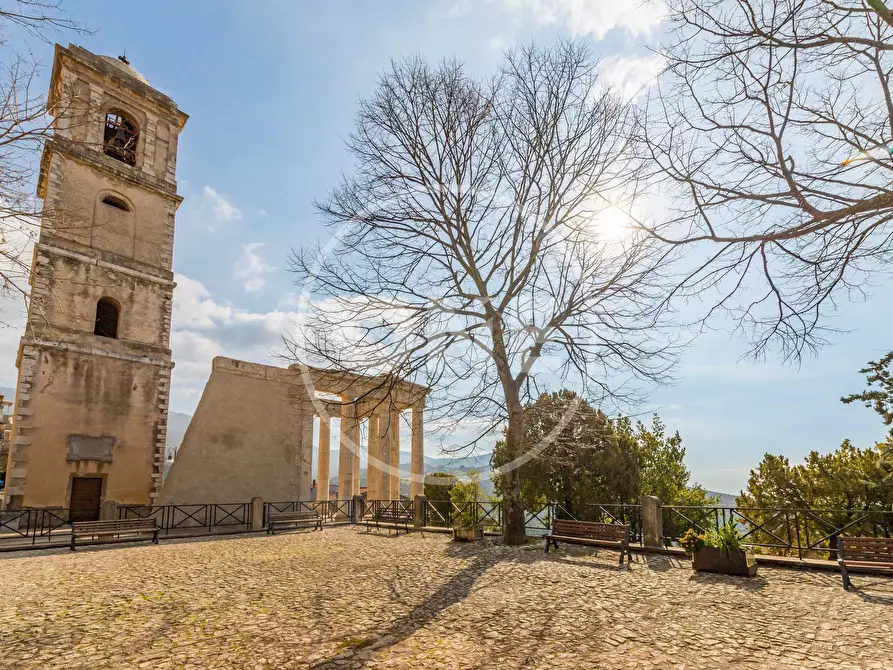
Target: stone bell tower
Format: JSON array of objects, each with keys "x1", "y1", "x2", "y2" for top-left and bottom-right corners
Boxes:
[{"x1": 2, "y1": 45, "x2": 188, "y2": 517}]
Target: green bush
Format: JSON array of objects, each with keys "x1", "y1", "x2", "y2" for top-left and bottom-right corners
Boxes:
[
  {"x1": 449, "y1": 471, "x2": 487, "y2": 529},
  {"x1": 705, "y1": 522, "x2": 743, "y2": 557}
]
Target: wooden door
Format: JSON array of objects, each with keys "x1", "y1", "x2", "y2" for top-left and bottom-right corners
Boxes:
[{"x1": 70, "y1": 477, "x2": 102, "y2": 521}]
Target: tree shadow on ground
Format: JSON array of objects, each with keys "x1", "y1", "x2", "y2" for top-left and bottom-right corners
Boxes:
[
  {"x1": 637, "y1": 553, "x2": 685, "y2": 572},
  {"x1": 688, "y1": 571, "x2": 769, "y2": 591},
  {"x1": 309, "y1": 540, "x2": 511, "y2": 669},
  {"x1": 548, "y1": 555, "x2": 630, "y2": 572},
  {"x1": 847, "y1": 578, "x2": 893, "y2": 606},
  {"x1": 851, "y1": 588, "x2": 893, "y2": 606}
]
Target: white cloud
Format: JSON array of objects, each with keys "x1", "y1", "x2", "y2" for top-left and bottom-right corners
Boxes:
[
  {"x1": 202, "y1": 185, "x2": 242, "y2": 227},
  {"x1": 170, "y1": 273, "x2": 304, "y2": 411},
  {"x1": 172, "y1": 274, "x2": 235, "y2": 329},
  {"x1": 234, "y1": 242, "x2": 276, "y2": 293},
  {"x1": 599, "y1": 54, "x2": 664, "y2": 101},
  {"x1": 489, "y1": 35, "x2": 508, "y2": 52},
  {"x1": 460, "y1": 0, "x2": 668, "y2": 40}
]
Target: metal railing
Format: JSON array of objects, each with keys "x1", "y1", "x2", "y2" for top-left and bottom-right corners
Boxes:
[
  {"x1": 4, "y1": 498, "x2": 890, "y2": 560},
  {"x1": 422, "y1": 500, "x2": 502, "y2": 529},
  {"x1": 0, "y1": 507, "x2": 83, "y2": 545},
  {"x1": 364, "y1": 499, "x2": 413, "y2": 519},
  {"x1": 660, "y1": 505, "x2": 893, "y2": 559},
  {"x1": 420, "y1": 500, "x2": 586, "y2": 536},
  {"x1": 118, "y1": 503, "x2": 253, "y2": 535},
  {"x1": 578, "y1": 504, "x2": 643, "y2": 545},
  {"x1": 264, "y1": 499, "x2": 355, "y2": 524}
]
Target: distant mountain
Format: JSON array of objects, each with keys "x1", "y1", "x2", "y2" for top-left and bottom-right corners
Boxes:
[
  {"x1": 705, "y1": 490, "x2": 738, "y2": 507},
  {"x1": 324, "y1": 449, "x2": 491, "y2": 477}
]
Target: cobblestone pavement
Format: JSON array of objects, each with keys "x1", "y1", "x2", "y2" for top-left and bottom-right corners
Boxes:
[{"x1": 1, "y1": 527, "x2": 892, "y2": 669}]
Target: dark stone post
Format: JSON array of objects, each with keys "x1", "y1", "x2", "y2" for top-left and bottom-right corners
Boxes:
[
  {"x1": 413, "y1": 494, "x2": 426, "y2": 527},
  {"x1": 351, "y1": 494, "x2": 364, "y2": 524},
  {"x1": 100, "y1": 499, "x2": 118, "y2": 521},
  {"x1": 641, "y1": 495, "x2": 663, "y2": 547},
  {"x1": 250, "y1": 496, "x2": 264, "y2": 531}
]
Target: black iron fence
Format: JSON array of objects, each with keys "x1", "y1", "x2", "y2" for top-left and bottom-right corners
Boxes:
[
  {"x1": 118, "y1": 503, "x2": 254, "y2": 534},
  {"x1": 578, "y1": 504, "x2": 643, "y2": 544},
  {"x1": 660, "y1": 505, "x2": 893, "y2": 559},
  {"x1": 363, "y1": 499, "x2": 413, "y2": 519},
  {"x1": 0, "y1": 507, "x2": 85, "y2": 545},
  {"x1": 3, "y1": 498, "x2": 891, "y2": 560},
  {"x1": 264, "y1": 499, "x2": 355, "y2": 524},
  {"x1": 421, "y1": 500, "x2": 579, "y2": 536}
]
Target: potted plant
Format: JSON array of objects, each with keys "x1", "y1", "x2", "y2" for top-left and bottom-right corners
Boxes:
[
  {"x1": 680, "y1": 523, "x2": 757, "y2": 577},
  {"x1": 450, "y1": 471, "x2": 486, "y2": 542},
  {"x1": 453, "y1": 525, "x2": 485, "y2": 542}
]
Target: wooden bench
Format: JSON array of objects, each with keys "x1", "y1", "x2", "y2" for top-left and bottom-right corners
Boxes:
[
  {"x1": 545, "y1": 519, "x2": 632, "y2": 564},
  {"x1": 267, "y1": 510, "x2": 322, "y2": 535},
  {"x1": 70, "y1": 519, "x2": 158, "y2": 551},
  {"x1": 365, "y1": 507, "x2": 414, "y2": 535},
  {"x1": 838, "y1": 535, "x2": 893, "y2": 589}
]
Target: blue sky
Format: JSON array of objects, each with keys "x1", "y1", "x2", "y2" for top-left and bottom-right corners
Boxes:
[{"x1": 0, "y1": 0, "x2": 890, "y2": 495}]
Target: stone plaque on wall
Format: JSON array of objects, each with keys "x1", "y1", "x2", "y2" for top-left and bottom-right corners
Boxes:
[{"x1": 67, "y1": 435, "x2": 115, "y2": 462}]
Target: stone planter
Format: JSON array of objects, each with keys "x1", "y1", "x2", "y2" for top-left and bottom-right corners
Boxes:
[
  {"x1": 692, "y1": 546, "x2": 757, "y2": 577},
  {"x1": 452, "y1": 527, "x2": 484, "y2": 542}
]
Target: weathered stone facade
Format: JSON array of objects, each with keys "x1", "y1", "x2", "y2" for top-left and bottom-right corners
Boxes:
[
  {"x1": 159, "y1": 358, "x2": 316, "y2": 504},
  {"x1": 1, "y1": 45, "x2": 188, "y2": 513},
  {"x1": 160, "y1": 357, "x2": 428, "y2": 505}
]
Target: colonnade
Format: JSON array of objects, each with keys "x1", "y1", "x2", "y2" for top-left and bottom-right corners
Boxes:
[{"x1": 315, "y1": 397, "x2": 425, "y2": 501}]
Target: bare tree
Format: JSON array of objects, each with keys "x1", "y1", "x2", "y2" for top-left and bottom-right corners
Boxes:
[
  {"x1": 640, "y1": 0, "x2": 893, "y2": 360},
  {"x1": 288, "y1": 41, "x2": 678, "y2": 545},
  {"x1": 0, "y1": 1, "x2": 87, "y2": 312}
]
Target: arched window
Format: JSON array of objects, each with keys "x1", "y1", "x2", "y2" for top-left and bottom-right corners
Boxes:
[
  {"x1": 94, "y1": 298, "x2": 119, "y2": 339},
  {"x1": 101, "y1": 194, "x2": 131, "y2": 212},
  {"x1": 103, "y1": 112, "x2": 138, "y2": 166}
]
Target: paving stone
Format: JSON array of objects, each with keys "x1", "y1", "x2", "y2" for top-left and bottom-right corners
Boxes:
[{"x1": 0, "y1": 528, "x2": 892, "y2": 668}]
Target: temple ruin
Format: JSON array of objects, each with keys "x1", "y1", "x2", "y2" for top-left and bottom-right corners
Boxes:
[{"x1": 159, "y1": 357, "x2": 428, "y2": 504}]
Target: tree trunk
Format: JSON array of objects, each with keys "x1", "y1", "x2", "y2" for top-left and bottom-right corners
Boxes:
[{"x1": 501, "y1": 396, "x2": 528, "y2": 545}]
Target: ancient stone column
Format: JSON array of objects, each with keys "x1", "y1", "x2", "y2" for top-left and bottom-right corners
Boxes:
[
  {"x1": 349, "y1": 408, "x2": 361, "y2": 497},
  {"x1": 410, "y1": 400, "x2": 425, "y2": 499},
  {"x1": 376, "y1": 405, "x2": 393, "y2": 500},
  {"x1": 367, "y1": 410, "x2": 383, "y2": 500},
  {"x1": 317, "y1": 415, "x2": 331, "y2": 502},
  {"x1": 389, "y1": 404, "x2": 401, "y2": 500},
  {"x1": 337, "y1": 398, "x2": 356, "y2": 501}
]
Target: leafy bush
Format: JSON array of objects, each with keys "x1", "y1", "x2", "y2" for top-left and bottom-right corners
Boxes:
[
  {"x1": 705, "y1": 522, "x2": 743, "y2": 557},
  {"x1": 449, "y1": 471, "x2": 487, "y2": 529},
  {"x1": 424, "y1": 472, "x2": 456, "y2": 501}
]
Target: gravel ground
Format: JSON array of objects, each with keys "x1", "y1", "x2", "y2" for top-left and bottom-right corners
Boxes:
[{"x1": 1, "y1": 526, "x2": 892, "y2": 669}]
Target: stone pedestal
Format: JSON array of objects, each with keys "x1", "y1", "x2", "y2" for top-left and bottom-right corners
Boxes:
[
  {"x1": 641, "y1": 495, "x2": 663, "y2": 547},
  {"x1": 413, "y1": 494, "x2": 426, "y2": 527},
  {"x1": 250, "y1": 496, "x2": 264, "y2": 531},
  {"x1": 351, "y1": 494, "x2": 364, "y2": 524},
  {"x1": 100, "y1": 499, "x2": 117, "y2": 521}
]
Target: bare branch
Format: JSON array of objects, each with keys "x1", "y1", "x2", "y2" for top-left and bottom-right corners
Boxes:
[
  {"x1": 640, "y1": 0, "x2": 893, "y2": 360},
  {"x1": 287, "y1": 41, "x2": 681, "y2": 544}
]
